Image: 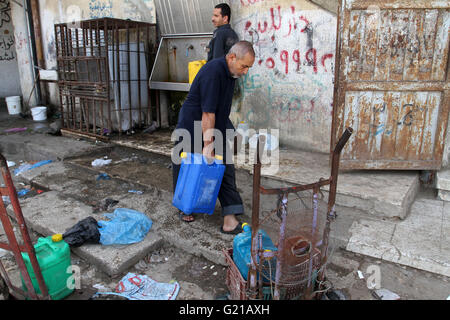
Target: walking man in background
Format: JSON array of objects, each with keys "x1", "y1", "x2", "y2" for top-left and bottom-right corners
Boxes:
[{"x1": 207, "y1": 3, "x2": 239, "y2": 62}]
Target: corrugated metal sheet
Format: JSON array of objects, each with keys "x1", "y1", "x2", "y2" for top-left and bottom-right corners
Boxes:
[
  {"x1": 332, "y1": 0, "x2": 450, "y2": 170},
  {"x1": 154, "y1": 0, "x2": 229, "y2": 35}
]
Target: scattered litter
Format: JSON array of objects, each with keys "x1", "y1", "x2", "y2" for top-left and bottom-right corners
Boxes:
[
  {"x1": 6, "y1": 161, "x2": 15, "y2": 167},
  {"x1": 210, "y1": 265, "x2": 215, "y2": 270},
  {"x1": 128, "y1": 190, "x2": 144, "y2": 195},
  {"x1": 4, "y1": 127, "x2": 27, "y2": 133},
  {"x1": 202, "y1": 266, "x2": 208, "y2": 270},
  {"x1": 2, "y1": 196, "x2": 10, "y2": 205},
  {"x1": 213, "y1": 272, "x2": 218, "y2": 276},
  {"x1": 96, "y1": 173, "x2": 111, "y2": 181},
  {"x1": 13, "y1": 160, "x2": 53, "y2": 176},
  {"x1": 94, "y1": 272, "x2": 179, "y2": 300},
  {"x1": 98, "y1": 208, "x2": 152, "y2": 245},
  {"x1": 62, "y1": 217, "x2": 101, "y2": 247},
  {"x1": 92, "y1": 198, "x2": 119, "y2": 213},
  {"x1": 91, "y1": 158, "x2": 112, "y2": 167},
  {"x1": 357, "y1": 270, "x2": 364, "y2": 279},
  {"x1": 374, "y1": 288, "x2": 400, "y2": 300},
  {"x1": 15, "y1": 187, "x2": 44, "y2": 199},
  {"x1": 114, "y1": 155, "x2": 138, "y2": 164},
  {"x1": 17, "y1": 188, "x2": 31, "y2": 197}
]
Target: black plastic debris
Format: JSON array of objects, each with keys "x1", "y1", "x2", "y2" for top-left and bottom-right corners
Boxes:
[{"x1": 63, "y1": 217, "x2": 101, "y2": 247}]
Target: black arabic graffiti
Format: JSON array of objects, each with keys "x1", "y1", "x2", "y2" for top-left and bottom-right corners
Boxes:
[
  {"x1": 0, "y1": 0, "x2": 11, "y2": 29},
  {"x1": 0, "y1": 50, "x2": 14, "y2": 60},
  {"x1": 0, "y1": 34, "x2": 14, "y2": 50},
  {"x1": 0, "y1": 0, "x2": 15, "y2": 61}
]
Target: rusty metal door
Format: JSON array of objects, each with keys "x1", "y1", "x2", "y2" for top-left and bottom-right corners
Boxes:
[{"x1": 331, "y1": 0, "x2": 450, "y2": 170}]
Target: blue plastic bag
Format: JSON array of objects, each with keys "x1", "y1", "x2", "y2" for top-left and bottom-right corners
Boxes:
[
  {"x1": 98, "y1": 208, "x2": 153, "y2": 245},
  {"x1": 14, "y1": 160, "x2": 53, "y2": 176}
]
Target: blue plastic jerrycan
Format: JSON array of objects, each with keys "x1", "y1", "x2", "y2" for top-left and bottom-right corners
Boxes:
[
  {"x1": 232, "y1": 223, "x2": 277, "y2": 281},
  {"x1": 172, "y1": 152, "x2": 226, "y2": 215}
]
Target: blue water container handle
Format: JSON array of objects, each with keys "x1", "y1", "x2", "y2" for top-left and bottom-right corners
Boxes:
[
  {"x1": 202, "y1": 154, "x2": 223, "y2": 165},
  {"x1": 214, "y1": 155, "x2": 223, "y2": 165}
]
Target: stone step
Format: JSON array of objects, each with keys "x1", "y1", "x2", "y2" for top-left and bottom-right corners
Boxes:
[
  {"x1": 0, "y1": 130, "x2": 112, "y2": 163},
  {"x1": 6, "y1": 191, "x2": 163, "y2": 277},
  {"x1": 346, "y1": 197, "x2": 450, "y2": 277},
  {"x1": 12, "y1": 160, "x2": 239, "y2": 273},
  {"x1": 436, "y1": 169, "x2": 450, "y2": 201}
]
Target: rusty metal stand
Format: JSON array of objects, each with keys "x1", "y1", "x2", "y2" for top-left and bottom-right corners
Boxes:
[
  {"x1": 0, "y1": 153, "x2": 50, "y2": 300},
  {"x1": 247, "y1": 127, "x2": 353, "y2": 300}
]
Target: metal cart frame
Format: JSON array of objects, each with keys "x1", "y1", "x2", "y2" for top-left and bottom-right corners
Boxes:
[
  {"x1": 246, "y1": 127, "x2": 353, "y2": 300},
  {"x1": 0, "y1": 153, "x2": 50, "y2": 300}
]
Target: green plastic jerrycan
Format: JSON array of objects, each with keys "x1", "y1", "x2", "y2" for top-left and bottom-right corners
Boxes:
[{"x1": 21, "y1": 234, "x2": 73, "y2": 300}]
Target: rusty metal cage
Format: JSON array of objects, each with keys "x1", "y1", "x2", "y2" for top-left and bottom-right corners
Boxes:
[
  {"x1": 228, "y1": 128, "x2": 353, "y2": 300},
  {"x1": 254, "y1": 187, "x2": 328, "y2": 300},
  {"x1": 55, "y1": 18, "x2": 158, "y2": 139}
]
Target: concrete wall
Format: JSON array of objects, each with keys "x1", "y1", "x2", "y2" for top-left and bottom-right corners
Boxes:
[
  {"x1": 10, "y1": 0, "x2": 156, "y2": 111},
  {"x1": 230, "y1": 0, "x2": 337, "y2": 153},
  {"x1": 0, "y1": 0, "x2": 22, "y2": 98}
]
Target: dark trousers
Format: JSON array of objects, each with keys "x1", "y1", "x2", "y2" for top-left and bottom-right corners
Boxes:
[{"x1": 172, "y1": 160, "x2": 244, "y2": 217}]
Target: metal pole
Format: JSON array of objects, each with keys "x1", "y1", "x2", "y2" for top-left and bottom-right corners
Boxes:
[{"x1": 316, "y1": 127, "x2": 353, "y2": 298}]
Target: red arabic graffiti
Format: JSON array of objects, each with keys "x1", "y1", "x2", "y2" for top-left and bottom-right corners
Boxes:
[
  {"x1": 261, "y1": 49, "x2": 333, "y2": 75},
  {"x1": 243, "y1": 6, "x2": 311, "y2": 38},
  {"x1": 242, "y1": 5, "x2": 334, "y2": 75},
  {"x1": 240, "y1": 0, "x2": 274, "y2": 6}
]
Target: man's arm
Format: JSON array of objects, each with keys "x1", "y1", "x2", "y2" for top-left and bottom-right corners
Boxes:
[
  {"x1": 212, "y1": 32, "x2": 226, "y2": 60},
  {"x1": 202, "y1": 112, "x2": 216, "y2": 159}
]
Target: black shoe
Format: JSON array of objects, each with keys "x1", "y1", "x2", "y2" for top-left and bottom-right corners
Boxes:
[{"x1": 220, "y1": 223, "x2": 243, "y2": 235}]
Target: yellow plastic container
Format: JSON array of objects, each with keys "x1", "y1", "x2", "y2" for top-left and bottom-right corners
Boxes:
[{"x1": 188, "y1": 60, "x2": 206, "y2": 84}]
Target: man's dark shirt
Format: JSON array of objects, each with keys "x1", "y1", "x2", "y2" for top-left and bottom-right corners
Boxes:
[
  {"x1": 175, "y1": 57, "x2": 236, "y2": 157},
  {"x1": 207, "y1": 24, "x2": 239, "y2": 62}
]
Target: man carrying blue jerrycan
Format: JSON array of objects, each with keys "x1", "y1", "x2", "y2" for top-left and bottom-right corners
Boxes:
[{"x1": 171, "y1": 41, "x2": 255, "y2": 234}]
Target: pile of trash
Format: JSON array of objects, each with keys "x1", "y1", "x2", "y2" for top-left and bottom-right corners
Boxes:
[{"x1": 62, "y1": 208, "x2": 153, "y2": 247}]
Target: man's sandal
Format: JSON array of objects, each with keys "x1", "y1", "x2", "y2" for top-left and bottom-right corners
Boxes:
[
  {"x1": 220, "y1": 223, "x2": 243, "y2": 235},
  {"x1": 178, "y1": 211, "x2": 195, "y2": 223}
]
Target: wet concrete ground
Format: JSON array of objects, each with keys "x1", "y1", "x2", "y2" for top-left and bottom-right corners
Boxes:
[{"x1": 0, "y1": 109, "x2": 449, "y2": 301}]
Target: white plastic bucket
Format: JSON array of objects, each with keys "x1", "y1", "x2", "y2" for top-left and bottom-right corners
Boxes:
[
  {"x1": 31, "y1": 106, "x2": 47, "y2": 121},
  {"x1": 5, "y1": 96, "x2": 21, "y2": 115}
]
